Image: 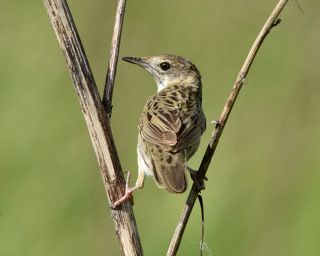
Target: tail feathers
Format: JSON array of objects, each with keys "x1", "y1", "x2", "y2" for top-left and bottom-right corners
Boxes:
[{"x1": 152, "y1": 152, "x2": 187, "y2": 193}]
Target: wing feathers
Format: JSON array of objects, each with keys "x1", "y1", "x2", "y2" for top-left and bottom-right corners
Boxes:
[{"x1": 139, "y1": 93, "x2": 205, "y2": 152}]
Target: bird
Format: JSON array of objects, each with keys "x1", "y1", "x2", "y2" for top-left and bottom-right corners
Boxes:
[{"x1": 113, "y1": 54, "x2": 206, "y2": 208}]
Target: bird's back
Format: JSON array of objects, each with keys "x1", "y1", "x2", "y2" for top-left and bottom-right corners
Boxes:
[{"x1": 137, "y1": 82, "x2": 206, "y2": 193}]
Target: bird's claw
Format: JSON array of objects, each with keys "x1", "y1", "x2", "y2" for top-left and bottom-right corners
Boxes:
[
  {"x1": 111, "y1": 171, "x2": 134, "y2": 209},
  {"x1": 188, "y1": 168, "x2": 207, "y2": 191},
  {"x1": 112, "y1": 188, "x2": 134, "y2": 209}
]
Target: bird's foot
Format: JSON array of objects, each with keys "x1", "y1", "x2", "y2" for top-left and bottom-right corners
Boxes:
[
  {"x1": 187, "y1": 167, "x2": 208, "y2": 191},
  {"x1": 112, "y1": 172, "x2": 135, "y2": 209}
]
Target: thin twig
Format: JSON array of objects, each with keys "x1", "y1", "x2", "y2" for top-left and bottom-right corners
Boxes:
[
  {"x1": 43, "y1": 1, "x2": 143, "y2": 255},
  {"x1": 102, "y1": 0, "x2": 127, "y2": 116},
  {"x1": 166, "y1": 1, "x2": 289, "y2": 255}
]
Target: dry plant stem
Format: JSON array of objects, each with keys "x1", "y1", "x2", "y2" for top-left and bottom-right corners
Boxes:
[
  {"x1": 103, "y1": 0, "x2": 127, "y2": 116},
  {"x1": 43, "y1": 0, "x2": 143, "y2": 255},
  {"x1": 167, "y1": 0, "x2": 289, "y2": 255}
]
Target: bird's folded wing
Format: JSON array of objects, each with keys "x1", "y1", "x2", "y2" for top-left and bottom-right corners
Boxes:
[
  {"x1": 139, "y1": 107, "x2": 181, "y2": 148},
  {"x1": 139, "y1": 102, "x2": 205, "y2": 152}
]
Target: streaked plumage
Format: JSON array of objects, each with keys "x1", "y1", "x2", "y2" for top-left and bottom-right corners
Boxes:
[
  {"x1": 138, "y1": 76, "x2": 206, "y2": 192},
  {"x1": 113, "y1": 54, "x2": 206, "y2": 207}
]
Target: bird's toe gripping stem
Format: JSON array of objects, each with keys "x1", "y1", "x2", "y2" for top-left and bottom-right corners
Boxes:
[
  {"x1": 187, "y1": 167, "x2": 207, "y2": 192},
  {"x1": 111, "y1": 172, "x2": 134, "y2": 209}
]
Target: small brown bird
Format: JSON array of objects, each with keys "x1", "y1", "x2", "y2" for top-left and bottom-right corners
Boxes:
[{"x1": 113, "y1": 54, "x2": 206, "y2": 207}]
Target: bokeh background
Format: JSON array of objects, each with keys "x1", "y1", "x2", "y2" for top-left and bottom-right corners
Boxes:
[{"x1": 1, "y1": 0, "x2": 319, "y2": 255}]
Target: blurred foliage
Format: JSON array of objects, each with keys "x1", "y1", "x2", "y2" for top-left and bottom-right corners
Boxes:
[{"x1": 0, "y1": 0, "x2": 320, "y2": 255}]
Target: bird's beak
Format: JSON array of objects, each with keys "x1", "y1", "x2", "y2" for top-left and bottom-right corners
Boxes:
[
  {"x1": 122, "y1": 56, "x2": 156, "y2": 76},
  {"x1": 122, "y1": 56, "x2": 145, "y2": 67}
]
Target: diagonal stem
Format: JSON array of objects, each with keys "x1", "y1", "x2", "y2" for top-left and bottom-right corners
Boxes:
[
  {"x1": 167, "y1": 1, "x2": 289, "y2": 255},
  {"x1": 102, "y1": 0, "x2": 127, "y2": 116},
  {"x1": 43, "y1": 0, "x2": 143, "y2": 255}
]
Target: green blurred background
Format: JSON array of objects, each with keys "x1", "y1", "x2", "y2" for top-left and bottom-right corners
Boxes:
[{"x1": 1, "y1": 0, "x2": 319, "y2": 255}]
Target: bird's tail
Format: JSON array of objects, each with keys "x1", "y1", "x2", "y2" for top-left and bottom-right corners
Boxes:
[{"x1": 152, "y1": 151, "x2": 187, "y2": 193}]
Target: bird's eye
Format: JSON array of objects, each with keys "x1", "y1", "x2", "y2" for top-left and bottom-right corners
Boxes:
[{"x1": 159, "y1": 62, "x2": 171, "y2": 71}]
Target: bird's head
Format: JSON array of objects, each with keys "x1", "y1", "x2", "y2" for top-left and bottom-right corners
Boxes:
[{"x1": 122, "y1": 54, "x2": 201, "y2": 92}]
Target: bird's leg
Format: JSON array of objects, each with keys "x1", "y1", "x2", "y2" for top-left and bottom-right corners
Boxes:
[
  {"x1": 112, "y1": 172, "x2": 134, "y2": 208},
  {"x1": 187, "y1": 166, "x2": 207, "y2": 191},
  {"x1": 112, "y1": 170, "x2": 145, "y2": 208}
]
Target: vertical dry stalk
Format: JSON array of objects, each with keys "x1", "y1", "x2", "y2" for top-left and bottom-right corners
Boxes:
[
  {"x1": 167, "y1": 0, "x2": 289, "y2": 255},
  {"x1": 43, "y1": 0, "x2": 143, "y2": 255},
  {"x1": 103, "y1": 0, "x2": 127, "y2": 115}
]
